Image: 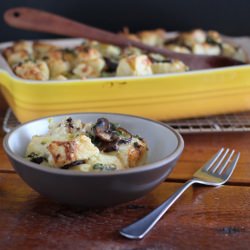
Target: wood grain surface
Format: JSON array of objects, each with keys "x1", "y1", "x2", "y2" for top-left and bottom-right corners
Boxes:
[
  {"x1": 0, "y1": 97, "x2": 250, "y2": 249},
  {"x1": 1, "y1": 173, "x2": 250, "y2": 250}
]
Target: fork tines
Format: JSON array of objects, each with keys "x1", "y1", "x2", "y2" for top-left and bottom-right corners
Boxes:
[{"x1": 203, "y1": 147, "x2": 240, "y2": 177}]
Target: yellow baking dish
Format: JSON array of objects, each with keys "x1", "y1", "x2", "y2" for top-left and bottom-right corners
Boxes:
[{"x1": 1, "y1": 38, "x2": 250, "y2": 123}]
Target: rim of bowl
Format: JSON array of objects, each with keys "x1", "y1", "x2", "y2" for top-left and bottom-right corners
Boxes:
[{"x1": 3, "y1": 112, "x2": 184, "y2": 176}]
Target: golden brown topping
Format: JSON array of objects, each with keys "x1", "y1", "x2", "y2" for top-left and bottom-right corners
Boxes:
[
  {"x1": 33, "y1": 42, "x2": 59, "y2": 59},
  {"x1": 207, "y1": 30, "x2": 222, "y2": 44},
  {"x1": 128, "y1": 140, "x2": 148, "y2": 168},
  {"x1": 116, "y1": 55, "x2": 152, "y2": 76},
  {"x1": 11, "y1": 41, "x2": 33, "y2": 54},
  {"x1": 137, "y1": 29, "x2": 167, "y2": 46},
  {"x1": 178, "y1": 29, "x2": 207, "y2": 47},
  {"x1": 3, "y1": 49, "x2": 31, "y2": 67},
  {"x1": 47, "y1": 141, "x2": 77, "y2": 167},
  {"x1": 151, "y1": 60, "x2": 188, "y2": 74},
  {"x1": 14, "y1": 61, "x2": 49, "y2": 80}
]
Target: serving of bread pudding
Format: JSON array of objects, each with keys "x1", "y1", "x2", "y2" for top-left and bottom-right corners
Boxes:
[{"x1": 25, "y1": 117, "x2": 148, "y2": 172}]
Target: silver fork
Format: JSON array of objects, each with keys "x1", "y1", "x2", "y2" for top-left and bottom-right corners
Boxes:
[{"x1": 120, "y1": 148, "x2": 240, "y2": 240}]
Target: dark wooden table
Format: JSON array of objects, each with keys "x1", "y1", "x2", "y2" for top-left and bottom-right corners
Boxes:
[{"x1": 0, "y1": 95, "x2": 250, "y2": 250}]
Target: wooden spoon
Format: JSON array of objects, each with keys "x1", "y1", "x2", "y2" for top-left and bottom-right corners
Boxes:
[{"x1": 4, "y1": 7, "x2": 246, "y2": 70}]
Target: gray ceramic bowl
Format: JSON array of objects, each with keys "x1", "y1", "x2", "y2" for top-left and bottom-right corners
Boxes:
[{"x1": 3, "y1": 113, "x2": 184, "y2": 207}]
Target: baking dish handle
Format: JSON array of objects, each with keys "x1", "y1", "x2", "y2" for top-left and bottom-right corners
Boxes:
[
  {"x1": 0, "y1": 69, "x2": 11, "y2": 88},
  {"x1": 0, "y1": 53, "x2": 12, "y2": 88},
  {"x1": 0, "y1": 69, "x2": 5, "y2": 85}
]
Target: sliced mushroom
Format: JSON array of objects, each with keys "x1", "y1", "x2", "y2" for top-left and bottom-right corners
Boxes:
[
  {"x1": 93, "y1": 118, "x2": 113, "y2": 142},
  {"x1": 92, "y1": 118, "x2": 133, "y2": 152},
  {"x1": 60, "y1": 159, "x2": 86, "y2": 169}
]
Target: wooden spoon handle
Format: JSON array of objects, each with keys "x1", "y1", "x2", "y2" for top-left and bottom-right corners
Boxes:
[
  {"x1": 3, "y1": 7, "x2": 189, "y2": 59},
  {"x1": 4, "y1": 7, "x2": 132, "y2": 46}
]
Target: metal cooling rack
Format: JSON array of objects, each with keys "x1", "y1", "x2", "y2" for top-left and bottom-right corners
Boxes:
[
  {"x1": 3, "y1": 109, "x2": 20, "y2": 133},
  {"x1": 3, "y1": 108, "x2": 250, "y2": 134},
  {"x1": 166, "y1": 113, "x2": 250, "y2": 133}
]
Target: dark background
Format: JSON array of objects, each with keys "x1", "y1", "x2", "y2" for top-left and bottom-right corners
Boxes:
[{"x1": 0, "y1": 0, "x2": 249, "y2": 42}]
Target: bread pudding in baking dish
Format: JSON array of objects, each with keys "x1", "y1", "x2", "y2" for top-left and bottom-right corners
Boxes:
[{"x1": 2, "y1": 29, "x2": 247, "y2": 81}]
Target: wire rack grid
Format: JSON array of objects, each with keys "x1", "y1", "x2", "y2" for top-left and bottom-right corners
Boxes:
[{"x1": 3, "y1": 108, "x2": 250, "y2": 134}]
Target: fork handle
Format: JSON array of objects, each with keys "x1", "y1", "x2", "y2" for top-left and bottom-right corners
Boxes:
[{"x1": 120, "y1": 179, "x2": 197, "y2": 239}]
